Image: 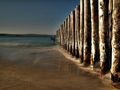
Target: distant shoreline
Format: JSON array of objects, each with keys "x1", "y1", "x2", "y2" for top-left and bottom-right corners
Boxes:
[{"x1": 0, "y1": 34, "x2": 56, "y2": 37}]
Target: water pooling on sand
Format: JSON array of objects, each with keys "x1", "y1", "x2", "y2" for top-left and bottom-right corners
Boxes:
[
  {"x1": 0, "y1": 47, "x2": 115, "y2": 90},
  {"x1": 0, "y1": 36, "x2": 116, "y2": 90}
]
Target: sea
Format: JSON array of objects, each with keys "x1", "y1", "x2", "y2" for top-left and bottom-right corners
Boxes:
[
  {"x1": 0, "y1": 35, "x2": 56, "y2": 47},
  {"x1": 0, "y1": 35, "x2": 56, "y2": 61}
]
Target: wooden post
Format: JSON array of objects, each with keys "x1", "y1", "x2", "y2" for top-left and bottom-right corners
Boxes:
[
  {"x1": 79, "y1": 0, "x2": 84, "y2": 63},
  {"x1": 56, "y1": 29, "x2": 60, "y2": 44},
  {"x1": 68, "y1": 15, "x2": 71, "y2": 53},
  {"x1": 108, "y1": 0, "x2": 113, "y2": 70},
  {"x1": 99, "y1": 0, "x2": 110, "y2": 74},
  {"x1": 64, "y1": 18, "x2": 67, "y2": 50},
  {"x1": 64, "y1": 20, "x2": 66, "y2": 49},
  {"x1": 60, "y1": 24, "x2": 64, "y2": 46},
  {"x1": 90, "y1": 0, "x2": 99, "y2": 67},
  {"x1": 75, "y1": 5, "x2": 80, "y2": 58},
  {"x1": 83, "y1": 0, "x2": 91, "y2": 66},
  {"x1": 71, "y1": 11, "x2": 75, "y2": 56},
  {"x1": 65, "y1": 18, "x2": 68, "y2": 51},
  {"x1": 59, "y1": 29, "x2": 61, "y2": 45},
  {"x1": 65, "y1": 19, "x2": 68, "y2": 50},
  {"x1": 111, "y1": 0, "x2": 120, "y2": 83},
  {"x1": 69, "y1": 14, "x2": 73, "y2": 55},
  {"x1": 63, "y1": 21, "x2": 66, "y2": 49},
  {"x1": 65, "y1": 18, "x2": 69, "y2": 51},
  {"x1": 60, "y1": 26, "x2": 62, "y2": 46}
]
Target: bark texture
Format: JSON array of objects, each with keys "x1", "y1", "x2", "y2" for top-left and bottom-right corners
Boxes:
[
  {"x1": 84, "y1": 0, "x2": 91, "y2": 66},
  {"x1": 75, "y1": 5, "x2": 80, "y2": 58},
  {"x1": 71, "y1": 11, "x2": 75, "y2": 56},
  {"x1": 66, "y1": 18, "x2": 69, "y2": 51},
  {"x1": 99, "y1": 0, "x2": 110, "y2": 74},
  {"x1": 67, "y1": 15, "x2": 71, "y2": 52},
  {"x1": 60, "y1": 24, "x2": 64, "y2": 46},
  {"x1": 63, "y1": 21, "x2": 66, "y2": 49},
  {"x1": 108, "y1": 0, "x2": 113, "y2": 70},
  {"x1": 111, "y1": 0, "x2": 120, "y2": 83},
  {"x1": 56, "y1": 29, "x2": 60, "y2": 44},
  {"x1": 90, "y1": 0, "x2": 99, "y2": 66},
  {"x1": 79, "y1": 0, "x2": 84, "y2": 63}
]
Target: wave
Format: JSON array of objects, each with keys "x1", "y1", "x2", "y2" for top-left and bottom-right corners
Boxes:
[
  {"x1": 0, "y1": 42, "x2": 55, "y2": 47},
  {"x1": 0, "y1": 36, "x2": 56, "y2": 48}
]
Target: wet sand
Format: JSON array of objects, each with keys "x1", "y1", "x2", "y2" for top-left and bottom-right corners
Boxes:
[{"x1": 0, "y1": 46, "x2": 116, "y2": 90}]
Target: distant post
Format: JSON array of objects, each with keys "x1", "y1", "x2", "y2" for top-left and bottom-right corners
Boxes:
[
  {"x1": 75, "y1": 5, "x2": 80, "y2": 58},
  {"x1": 79, "y1": 0, "x2": 84, "y2": 63},
  {"x1": 65, "y1": 18, "x2": 68, "y2": 51},
  {"x1": 63, "y1": 21, "x2": 66, "y2": 49},
  {"x1": 56, "y1": 29, "x2": 60, "y2": 44},
  {"x1": 64, "y1": 19, "x2": 67, "y2": 50},
  {"x1": 60, "y1": 24, "x2": 64, "y2": 47},
  {"x1": 71, "y1": 11, "x2": 75, "y2": 56},
  {"x1": 69, "y1": 14, "x2": 73, "y2": 54},
  {"x1": 67, "y1": 15, "x2": 71, "y2": 52}
]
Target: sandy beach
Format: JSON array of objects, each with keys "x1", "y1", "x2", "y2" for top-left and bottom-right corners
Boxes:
[{"x1": 0, "y1": 46, "x2": 116, "y2": 90}]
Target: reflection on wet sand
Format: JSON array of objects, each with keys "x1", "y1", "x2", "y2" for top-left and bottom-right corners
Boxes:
[{"x1": 0, "y1": 47, "x2": 116, "y2": 90}]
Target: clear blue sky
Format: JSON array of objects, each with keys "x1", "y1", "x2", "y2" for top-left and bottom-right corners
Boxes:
[{"x1": 0, "y1": 0, "x2": 79, "y2": 35}]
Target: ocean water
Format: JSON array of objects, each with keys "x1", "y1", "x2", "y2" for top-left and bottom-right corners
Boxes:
[{"x1": 0, "y1": 36, "x2": 56, "y2": 47}]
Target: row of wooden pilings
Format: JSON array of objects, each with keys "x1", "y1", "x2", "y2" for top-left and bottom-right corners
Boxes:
[{"x1": 56, "y1": 0, "x2": 120, "y2": 83}]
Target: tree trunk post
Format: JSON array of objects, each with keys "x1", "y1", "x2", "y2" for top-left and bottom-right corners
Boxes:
[
  {"x1": 60, "y1": 24, "x2": 64, "y2": 47},
  {"x1": 111, "y1": 0, "x2": 120, "y2": 83},
  {"x1": 79, "y1": 0, "x2": 84, "y2": 63},
  {"x1": 75, "y1": 5, "x2": 80, "y2": 58},
  {"x1": 71, "y1": 11, "x2": 75, "y2": 56},
  {"x1": 63, "y1": 21, "x2": 66, "y2": 49},
  {"x1": 83, "y1": 0, "x2": 91, "y2": 66},
  {"x1": 108, "y1": 0, "x2": 113, "y2": 71},
  {"x1": 99, "y1": 0, "x2": 110, "y2": 74},
  {"x1": 66, "y1": 18, "x2": 69, "y2": 51},
  {"x1": 90, "y1": 0, "x2": 99, "y2": 67},
  {"x1": 56, "y1": 29, "x2": 60, "y2": 44},
  {"x1": 69, "y1": 13, "x2": 73, "y2": 55},
  {"x1": 68, "y1": 15, "x2": 71, "y2": 53}
]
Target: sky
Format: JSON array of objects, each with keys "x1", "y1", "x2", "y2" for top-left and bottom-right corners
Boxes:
[{"x1": 0, "y1": 0, "x2": 79, "y2": 35}]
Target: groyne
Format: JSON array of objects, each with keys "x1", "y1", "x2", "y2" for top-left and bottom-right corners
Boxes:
[{"x1": 56, "y1": 0, "x2": 120, "y2": 83}]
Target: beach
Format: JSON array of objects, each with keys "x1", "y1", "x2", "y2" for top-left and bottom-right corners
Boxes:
[{"x1": 0, "y1": 46, "x2": 116, "y2": 90}]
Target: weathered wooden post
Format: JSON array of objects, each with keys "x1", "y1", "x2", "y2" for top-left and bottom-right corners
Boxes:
[
  {"x1": 63, "y1": 21, "x2": 66, "y2": 49},
  {"x1": 65, "y1": 19, "x2": 68, "y2": 50},
  {"x1": 75, "y1": 5, "x2": 80, "y2": 58},
  {"x1": 60, "y1": 26, "x2": 62, "y2": 46},
  {"x1": 56, "y1": 30, "x2": 58, "y2": 43},
  {"x1": 69, "y1": 15, "x2": 72, "y2": 54},
  {"x1": 59, "y1": 29, "x2": 61, "y2": 45},
  {"x1": 79, "y1": 0, "x2": 84, "y2": 63},
  {"x1": 67, "y1": 15, "x2": 71, "y2": 52},
  {"x1": 108, "y1": 0, "x2": 113, "y2": 70},
  {"x1": 71, "y1": 11, "x2": 75, "y2": 56},
  {"x1": 111, "y1": 0, "x2": 120, "y2": 83},
  {"x1": 56, "y1": 29, "x2": 60, "y2": 44},
  {"x1": 60, "y1": 24, "x2": 64, "y2": 47},
  {"x1": 90, "y1": 0, "x2": 99, "y2": 67},
  {"x1": 83, "y1": 0, "x2": 91, "y2": 66},
  {"x1": 65, "y1": 18, "x2": 68, "y2": 51},
  {"x1": 64, "y1": 19, "x2": 67, "y2": 50},
  {"x1": 99, "y1": 0, "x2": 110, "y2": 74}
]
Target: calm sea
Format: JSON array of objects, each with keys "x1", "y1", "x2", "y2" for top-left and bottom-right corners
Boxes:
[{"x1": 0, "y1": 36, "x2": 56, "y2": 47}]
